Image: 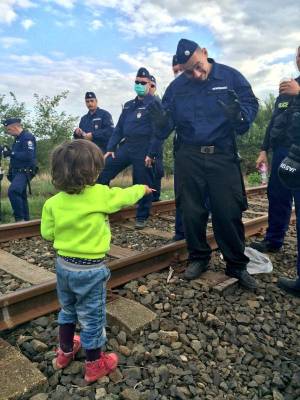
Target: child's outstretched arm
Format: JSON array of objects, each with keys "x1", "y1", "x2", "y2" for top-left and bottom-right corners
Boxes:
[
  {"x1": 99, "y1": 184, "x2": 153, "y2": 214},
  {"x1": 40, "y1": 201, "x2": 55, "y2": 241}
]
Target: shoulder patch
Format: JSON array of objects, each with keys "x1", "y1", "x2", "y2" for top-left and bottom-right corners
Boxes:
[
  {"x1": 278, "y1": 101, "x2": 289, "y2": 109},
  {"x1": 27, "y1": 140, "x2": 34, "y2": 150}
]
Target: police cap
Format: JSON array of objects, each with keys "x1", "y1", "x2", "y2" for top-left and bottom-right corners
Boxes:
[
  {"x1": 136, "y1": 67, "x2": 150, "y2": 79},
  {"x1": 85, "y1": 92, "x2": 96, "y2": 99},
  {"x1": 150, "y1": 75, "x2": 156, "y2": 85},
  {"x1": 2, "y1": 118, "x2": 21, "y2": 127},
  {"x1": 176, "y1": 38, "x2": 199, "y2": 64},
  {"x1": 172, "y1": 55, "x2": 178, "y2": 67}
]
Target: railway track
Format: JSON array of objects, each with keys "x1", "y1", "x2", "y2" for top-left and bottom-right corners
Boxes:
[
  {"x1": 1, "y1": 184, "x2": 299, "y2": 400},
  {"x1": 0, "y1": 185, "x2": 266, "y2": 242},
  {"x1": 0, "y1": 185, "x2": 281, "y2": 331}
]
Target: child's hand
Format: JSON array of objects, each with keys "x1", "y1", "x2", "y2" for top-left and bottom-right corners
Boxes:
[{"x1": 144, "y1": 185, "x2": 156, "y2": 195}]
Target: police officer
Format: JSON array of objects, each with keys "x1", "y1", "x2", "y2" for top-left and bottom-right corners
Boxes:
[
  {"x1": 149, "y1": 75, "x2": 164, "y2": 202},
  {"x1": 148, "y1": 39, "x2": 259, "y2": 289},
  {"x1": 2, "y1": 118, "x2": 37, "y2": 221},
  {"x1": 74, "y1": 92, "x2": 114, "y2": 154},
  {"x1": 172, "y1": 54, "x2": 183, "y2": 78},
  {"x1": 251, "y1": 46, "x2": 300, "y2": 297},
  {"x1": 172, "y1": 55, "x2": 185, "y2": 241},
  {"x1": 99, "y1": 67, "x2": 157, "y2": 229}
]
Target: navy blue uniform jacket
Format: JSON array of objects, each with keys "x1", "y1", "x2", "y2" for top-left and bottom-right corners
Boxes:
[
  {"x1": 10, "y1": 130, "x2": 36, "y2": 169},
  {"x1": 261, "y1": 76, "x2": 300, "y2": 151},
  {"x1": 79, "y1": 107, "x2": 114, "y2": 152},
  {"x1": 107, "y1": 94, "x2": 161, "y2": 157},
  {"x1": 150, "y1": 59, "x2": 258, "y2": 154}
]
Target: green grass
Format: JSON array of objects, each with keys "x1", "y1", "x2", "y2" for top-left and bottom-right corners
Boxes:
[
  {"x1": 0, "y1": 173, "x2": 175, "y2": 224},
  {"x1": 0, "y1": 171, "x2": 260, "y2": 224}
]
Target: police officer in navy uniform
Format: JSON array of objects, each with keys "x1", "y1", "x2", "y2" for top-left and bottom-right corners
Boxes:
[
  {"x1": 74, "y1": 92, "x2": 114, "y2": 154},
  {"x1": 148, "y1": 39, "x2": 259, "y2": 289},
  {"x1": 172, "y1": 55, "x2": 185, "y2": 241},
  {"x1": 149, "y1": 75, "x2": 164, "y2": 202},
  {"x1": 99, "y1": 67, "x2": 157, "y2": 229},
  {"x1": 172, "y1": 54, "x2": 183, "y2": 78},
  {"x1": 2, "y1": 118, "x2": 37, "y2": 221},
  {"x1": 251, "y1": 46, "x2": 300, "y2": 297}
]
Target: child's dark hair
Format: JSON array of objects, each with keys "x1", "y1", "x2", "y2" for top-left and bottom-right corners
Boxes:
[{"x1": 51, "y1": 140, "x2": 105, "y2": 194}]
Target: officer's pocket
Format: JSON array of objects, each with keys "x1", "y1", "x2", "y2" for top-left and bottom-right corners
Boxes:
[{"x1": 205, "y1": 90, "x2": 229, "y2": 119}]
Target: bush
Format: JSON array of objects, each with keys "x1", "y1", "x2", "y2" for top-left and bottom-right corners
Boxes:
[{"x1": 247, "y1": 172, "x2": 262, "y2": 187}]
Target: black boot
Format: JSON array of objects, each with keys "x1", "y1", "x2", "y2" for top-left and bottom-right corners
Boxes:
[
  {"x1": 226, "y1": 267, "x2": 257, "y2": 290},
  {"x1": 250, "y1": 239, "x2": 281, "y2": 253},
  {"x1": 184, "y1": 260, "x2": 209, "y2": 280},
  {"x1": 277, "y1": 277, "x2": 300, "y2": 297}
]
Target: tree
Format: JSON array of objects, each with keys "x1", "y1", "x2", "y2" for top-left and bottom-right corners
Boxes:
[
  {"x1": 32, "y1": 91, "x2": 78, "y2": 169},
  {"x1": 0, "y1": 92, "x2": 29, "y2": 140}
]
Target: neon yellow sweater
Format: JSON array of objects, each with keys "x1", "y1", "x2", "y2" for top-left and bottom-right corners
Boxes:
[{"x1": 41, "y1": 184, "x2": 146, "y2": 259}]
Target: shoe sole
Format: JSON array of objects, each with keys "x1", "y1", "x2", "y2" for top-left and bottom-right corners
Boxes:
[
  {"x1": 250, "y1": 245, "x2": 281, "y2": 254},
  {"x1": 84, "y1": 363, "x2": 118, "y2": 383},
  {"x1": 184, "y1": 267, "x2": 209, "y2": 280},
  {"x1": 238, "y1": 280, "x2": 258, "y2": 291},
  {"x1": 277, "y1": 283, "x2": 300, "y2": 298},
  {"x1": 226, "y1": 273, "x2": 257, "y2": 291}
]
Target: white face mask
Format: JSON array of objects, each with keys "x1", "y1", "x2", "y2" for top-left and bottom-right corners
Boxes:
[{"x1": 174, "y1": 71, "x2": 183, "y2": 79}]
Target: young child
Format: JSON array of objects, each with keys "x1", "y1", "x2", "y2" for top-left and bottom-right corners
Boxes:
[{"x1": 41, "y1": 139, "x2": 152, "y2": 383}]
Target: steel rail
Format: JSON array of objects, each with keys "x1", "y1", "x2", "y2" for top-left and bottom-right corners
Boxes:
[
  {"x1": 0, "y1": 212, "x2": 275, "y2": 331},
  {"x1": 0, "y1": 185, "x2": 267, "y2": 243}
]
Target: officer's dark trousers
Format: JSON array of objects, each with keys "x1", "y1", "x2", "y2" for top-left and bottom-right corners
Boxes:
[
  {"x1": 152, "y1": 157, "x2": 164, "y2": 202},
  {"x1": 174, "y1": 160, "x2": 185, "y2": 239},
  {"x1": 99, "y1": 144, "x2": 154, "y2": 221},
  {"x1": 176, "y1": 144, "x2": 249, "y2": 270},
  {"x1": 8, "y1": 173, "x2": 30, "y2": 221},
  {"x1": 265, "y1": 147, "x2": 300, "y2": 276}
]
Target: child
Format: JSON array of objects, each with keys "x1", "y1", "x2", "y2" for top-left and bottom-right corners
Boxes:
[{"x1": 41, "y1": 139, "x2": 152, "y2": 383}]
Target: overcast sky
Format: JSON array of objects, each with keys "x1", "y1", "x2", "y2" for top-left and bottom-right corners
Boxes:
[{"x1": 0, "y1": 0, "x2": 299, "y2": 123}]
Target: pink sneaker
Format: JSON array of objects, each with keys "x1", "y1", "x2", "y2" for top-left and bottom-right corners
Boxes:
[
  {"x1": 84, "y1": 352, "x2": 118, "y2": 383},
  {"x1": 53, "y1": 335, "x2": 81, "y2": 369}
]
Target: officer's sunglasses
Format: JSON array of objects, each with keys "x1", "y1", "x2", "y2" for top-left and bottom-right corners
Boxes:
[
  {"x1": 184, "y1": 62, "x2": 204, "y2": 78},
  {"x1": 135, "y1": 80, "x2": 148, "y2": 85},
  {"x1": 86, "y1": 99, "x2": 96, "y2": 103}
]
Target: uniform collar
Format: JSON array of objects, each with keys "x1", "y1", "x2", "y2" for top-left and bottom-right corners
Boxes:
[
  {"x1": 88, "y1": 107, "x2": 100, "y2": 116},
  {"x1": 207, "y1": 59, "x2": 223, "y2": 81},
  {"x1": 134, "y1": 93, "x2": 153, "y2": 104}
]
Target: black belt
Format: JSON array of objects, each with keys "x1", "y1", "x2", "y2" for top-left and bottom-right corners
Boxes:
[
  {"x1": 10, "y1": 167, "x2": 36, "y2": 194},
  {"x1": 180, "y1": 143, "x2": 234, "y2": 154},
  {"x1": 11, "y1": 167, "x2": 35, "y2": 173}
]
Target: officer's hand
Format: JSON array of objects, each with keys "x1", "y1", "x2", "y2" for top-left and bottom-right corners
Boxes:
[
  {"x1": 147, "y1": 100, "x2": 168, "y2": 129},
  {"x1": 144, "y1": 185, "x2": 156, "y2": 195},
  {"x1": 256, "y1": 151, "x2": 268, "y2": 170},
  {"x1": 279, "y1": 80, "x2": 300, "y2": 96},
  {"x1": 84, "y1": 132, "x2": 93, "y2": 141},
  {"x1": 218, "y1": 90, "x2": 242, "y2": 123},
  {"x1": 2, "y1": 146, "x2": 11, "y2": 158},
  {"x1": 104, "y1": 152, "x2": 115, "y2": 160},
  {"x1": 145, "y1": 156, "x2": 154, "y2": 168}
]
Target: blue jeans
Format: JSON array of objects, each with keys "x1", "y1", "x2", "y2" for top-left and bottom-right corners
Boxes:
[
  {"x1": 266, "y1": 147, "x2": 300, "y2": 276},
  {"x1": 56, "y1": 257, "x2": 111, "y2": 350}
]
